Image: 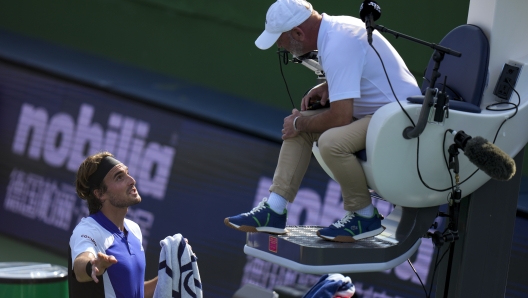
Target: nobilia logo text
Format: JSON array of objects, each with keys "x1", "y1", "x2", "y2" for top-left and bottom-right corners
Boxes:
[{"x1": 12, "y1": 103, "x2": 175, "y2": 200}]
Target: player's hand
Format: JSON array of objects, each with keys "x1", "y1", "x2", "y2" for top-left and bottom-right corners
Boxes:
[
  {"x1": 91, "y1": 252, "x2": 118, "y2": 283},
  {"x1": 184, "y1": 238, "x2": 196, "y2": 257},
  {"x1": 301, "y1": 82, "x2": 329, "y2": 111}
]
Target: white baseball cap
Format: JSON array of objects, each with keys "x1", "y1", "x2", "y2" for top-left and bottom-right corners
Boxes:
[{"x1": 255, "y1": 0, "x2": 313, "y2": 50}]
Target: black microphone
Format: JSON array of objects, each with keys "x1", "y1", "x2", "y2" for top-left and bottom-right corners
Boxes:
[
  {"x1": 359, "y1": 1, "x2": 381, "y2": 45},
  {"x1": 452, "y1": 130, "x2": 516, "y2": 181}
]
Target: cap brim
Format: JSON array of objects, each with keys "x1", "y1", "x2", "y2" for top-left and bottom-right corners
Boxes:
[{"x1": 255, "y1": 30, "x2": 282, "y2": 50}]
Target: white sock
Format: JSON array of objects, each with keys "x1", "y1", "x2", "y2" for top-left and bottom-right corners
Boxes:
[
  {"x1": 355, "y1": 204, "x2": 374, "y2": 217},
  {"x1": 267, "y1": 192, "x2": 288, "y2": 214}
]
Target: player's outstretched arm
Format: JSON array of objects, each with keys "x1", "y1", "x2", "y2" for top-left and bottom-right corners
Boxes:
[{"x1": 73, "y1": 251, "x2": 118, "y2": 283}]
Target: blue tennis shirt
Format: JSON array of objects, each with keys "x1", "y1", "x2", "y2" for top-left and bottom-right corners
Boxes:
[{"x1": 69, "y1": 211, "x2": 146, "y2": 298}]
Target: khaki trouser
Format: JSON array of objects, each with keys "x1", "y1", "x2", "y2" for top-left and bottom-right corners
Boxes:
[{"x1": 269, "y1": 110, "x2": 372, "y2": 212}]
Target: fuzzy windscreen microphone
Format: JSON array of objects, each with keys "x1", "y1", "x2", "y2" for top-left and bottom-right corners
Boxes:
[{"x1": 463, "y1": 136, "x2": 516, "y2": 181}]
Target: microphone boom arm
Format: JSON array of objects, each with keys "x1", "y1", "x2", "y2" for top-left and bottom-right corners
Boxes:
[
  {"x1": 374, "y1": 25, "x2": 462, "y2": 58},
  {"x1": 371, "y1": 24, "x2": 462, "y2": 140}
]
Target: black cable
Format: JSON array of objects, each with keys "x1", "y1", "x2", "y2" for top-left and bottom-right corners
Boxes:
[
  {"x1": 486, "y1": 80, "x2": 520, "y2": 142},
  {"x1": 370, "y1": 41, "x2": 454, "y2": 193},
  {"x1": 277, "y1": 49, "x2": 296, "y2": 109},
  {"x1": 427, "y1": 242, "x2": 454, "y2": 297},
  {"x1": 410, "y1": 84, "x2": 521, "y2": 298},
  {"x1": 485, "y1": 79, "x2": 520, "y2": 115},
  {"x1": 369, "y1": 44, "x2": 416, "y2": 127},
  {"x1": 407, "y1": 258, "x2": 429, "y2": 298},
  {"x1": 374, "y1": 42, "x2": 456, "y2": 298},
  {"x1": 416, "y1": 78, "x2": 521, "y2": 192},
  {"x1": 369, "y1": 42, "x2": 463, "y2": 194},
  {"x1": 408, "y1": 231, "x2": 456, "y2": 298},
  {"x1": 295, "y1": 36, "x2": 520, "y2": 194},
  {"x1": 422, "y1": 76, "x2": 464, "y2": 102},
  {"x1": 368, "y1": 39, "x2": 493, "y2": 298},
  {"x1": 415, "y1": 136, "x2": 445, "y2": 192},
  {"x1": 416, "y1": 74, "x2": 521, "y2": 298},
  {"x1": 450, "y1": 82, "x2": 520, "y2": 185},
  {"x1": 426, "y1": 246, "x2": 441, "y2": 297}
]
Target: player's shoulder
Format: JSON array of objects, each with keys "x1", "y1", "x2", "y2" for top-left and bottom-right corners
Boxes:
[
  {"x1": 71, "y1": 217, "x2": 109, "y2": 243},
  {"x1": 72, "y1": 216, "x2": 99, "y2": 232}
]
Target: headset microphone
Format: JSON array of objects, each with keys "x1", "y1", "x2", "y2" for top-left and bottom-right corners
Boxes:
[{"x1": 359, "y1": 1, "x2": 382, "y2": 45}]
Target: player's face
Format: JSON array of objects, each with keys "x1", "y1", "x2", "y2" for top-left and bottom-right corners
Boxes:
[{"x1": 101, "y1": 163, "x2": 141, "y2": 208}]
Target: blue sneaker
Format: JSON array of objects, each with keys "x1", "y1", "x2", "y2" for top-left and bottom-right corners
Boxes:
[
  {"x1": 317, "y1": 208, "x2": 384, "y2": 242},
  {"x1": 224, "y1": 198, "x2": 287, "y2": 234}
]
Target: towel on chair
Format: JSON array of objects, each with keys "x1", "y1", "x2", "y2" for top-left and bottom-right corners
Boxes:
[
  {"x1": 303, "y1": 273, "x2": 355, "y2": 298},
  {"x1": 153, "y1": 234, "x2": 203, "y2": 298}
]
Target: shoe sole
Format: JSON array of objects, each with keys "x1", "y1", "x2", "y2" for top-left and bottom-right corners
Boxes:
[
  {"x1": 316, "y1": 226, "x2": 385, "y2": 243},
  {"x1": 224, "y1": 218, "x2": 287, "y2": 234}
]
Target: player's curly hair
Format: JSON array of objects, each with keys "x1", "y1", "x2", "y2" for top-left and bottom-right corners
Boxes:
[{"x1": 75, "y1": 151, "x2": 113, "y2": 214}]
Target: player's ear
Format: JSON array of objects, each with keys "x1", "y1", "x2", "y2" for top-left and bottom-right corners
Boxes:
[{"x1": 93, "y1": 189, "x2": 101, "y2": 200}]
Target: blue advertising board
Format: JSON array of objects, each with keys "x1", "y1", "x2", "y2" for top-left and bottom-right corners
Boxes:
[{"x1": 0, "y1": 60, "x2": 442, "y2": 297}]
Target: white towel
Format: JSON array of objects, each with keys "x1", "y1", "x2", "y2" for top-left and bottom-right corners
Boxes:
[{"x1": 153, "y1": 234, "x2": 203, "y2": 298}]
